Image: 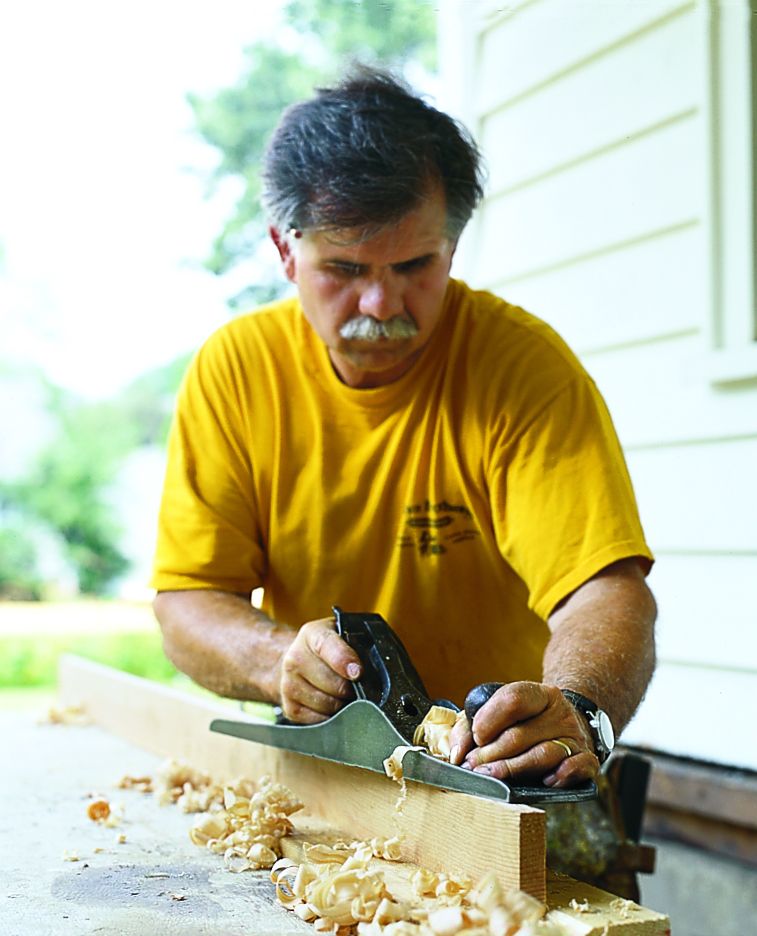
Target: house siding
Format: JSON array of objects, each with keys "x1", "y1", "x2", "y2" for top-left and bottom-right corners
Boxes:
[{"x1": 438, "y1": 0, "x2": 757, "y2": 769}]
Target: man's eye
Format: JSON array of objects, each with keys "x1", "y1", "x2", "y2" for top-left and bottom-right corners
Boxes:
[
  {"x1": 394, "y1": 256, "x2": 432, "y2": 274},
  {"x1": 328, "y1": 263, "x2": 362, "y2": 277}
]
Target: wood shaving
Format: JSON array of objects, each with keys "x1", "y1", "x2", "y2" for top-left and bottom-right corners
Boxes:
[
  {"x1": 608, "y1": 898, "x2": 638, "y2": 918},
  {"x1": 87, "y1": 799, "x2": 111, "y2": 822},
  {"x1": 383, "y1": 746, "x2": 424, "y2": 782},
  {"x1": 412, "y1": 707, "x2": 458, "y2": 760},
  {"x1": 568, "y1": 898, "x2": 590, "y2": 913},
  {"x1": 271, "y1": 850, "x2": 563, "y2": 934},
  {"x1": 62, "y1": 850, "x2": 80, "y2": 862},
  {"x1": 117, "y1": 774, "x2": 153, "y2": 794},
  {"x1": 41, "y1": 703, "x2": 91, "y2": 726}
]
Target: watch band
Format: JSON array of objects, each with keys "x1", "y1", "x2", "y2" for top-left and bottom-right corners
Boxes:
[{"x1": 560, "y1": 688, "x2": 615, "y2": 763}]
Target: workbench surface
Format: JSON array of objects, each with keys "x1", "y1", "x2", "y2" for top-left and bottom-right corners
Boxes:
[{"x1": 3, "y1": 710, "x2": 309, "y2": 936}]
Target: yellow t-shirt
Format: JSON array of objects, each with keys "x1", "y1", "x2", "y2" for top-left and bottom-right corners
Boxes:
[{"x1": 152, "y1": 278, "x2": 652, "y2": 705}]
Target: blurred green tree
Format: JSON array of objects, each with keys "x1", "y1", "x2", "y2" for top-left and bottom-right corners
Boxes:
[
  {"x1": 2, "y1": 388, "x2": 134, "y2": 595},
  {"x1": 0, "y1": 353, "x2": 191, "y2": 597},
  {"x1": 0, "y1": 522, "x2": 43, "y2": 600},
  {"x1": 189, "y1": 0, "x2": 437, "y2": 308}
]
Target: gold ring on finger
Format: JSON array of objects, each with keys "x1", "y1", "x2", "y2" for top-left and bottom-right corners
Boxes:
[{"x1": 550, "y1": 739, "x2": 573, "y2": 759}]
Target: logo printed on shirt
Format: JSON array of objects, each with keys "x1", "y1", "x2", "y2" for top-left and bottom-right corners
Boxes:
[{"x1": 398, "y1": 500, "x2": 480, "y2": 556}]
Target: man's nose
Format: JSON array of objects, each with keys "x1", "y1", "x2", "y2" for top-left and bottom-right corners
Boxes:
[{"x1": 357, "y1": 274, "x2": 404, "y2": 320}]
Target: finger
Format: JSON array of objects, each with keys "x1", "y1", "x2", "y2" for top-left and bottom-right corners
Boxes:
[
  {"x1": 281, "y1": 672, "x2": 346, "y2": 723},
  {"x1": 282, "y1": 640, "x2": 354, "y2": 701},
  {"x1": 305, "y1": 619, "x2": 363, "y2": 682},
  {"x1": 468, "y1": 738, "x2": 573, "y2": 782},
  {"x1": 449, "y1": 710, "x2": 474, "y2": 766},
  {"x1": 463, "y1": 709, "x2": 585, "y2": 767},
  {"x1": 470, "y1": 681, "x2": 550, "y2": 746},
  {"x1": 543, "y1": 750, "x2": 600, "y2": 788}
]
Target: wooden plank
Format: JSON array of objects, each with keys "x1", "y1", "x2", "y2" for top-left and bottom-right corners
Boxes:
[
  {"x1": 473, "y1": 115, "x2": 702, "y2": 282},
  {"x1": 546, "y1": 873, "x2": 671, "y2": 936},
  {"x1": 57, "y1": 655, "x2": 547, "y2": 900},
  {"x1": 620, "y1": 664, "x2": 757, "y2": 770},
  {"x1": 481, "y1": 7, "x2": 699, "y2": 194},
  {"x1": 475, "y1": 0, "x2": 690, "y2": 117},
  {"x1": 492, "y1": 224, "x2": 704, "y2": 354}
]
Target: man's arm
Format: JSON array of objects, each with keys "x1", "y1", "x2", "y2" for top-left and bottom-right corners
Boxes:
[
  {"x1": 153, "y1": 590, "x2": 363, "y2": 721},
  {"x1": 544, "y1": 557, "x2": 657, "y2": 736},
  {"x1": 449, "y1": 558, "x2": 656, "y2": 787}
]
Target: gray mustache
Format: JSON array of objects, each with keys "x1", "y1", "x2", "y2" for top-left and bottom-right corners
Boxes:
[{"x1": 339, "y1": 315, "x2": 418, "y2": 341}]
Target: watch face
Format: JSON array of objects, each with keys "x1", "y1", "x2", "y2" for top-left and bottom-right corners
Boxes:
[{"x1": 596, "y1": 710, "x2": 615, "y2": 750}]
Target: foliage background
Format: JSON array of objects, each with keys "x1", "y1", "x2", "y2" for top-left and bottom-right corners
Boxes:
[
  {"x1": 1, "y1": 0, "x2": 436, "y2": 694},
  {"x1": 1, "y1": 0, "x2": 436, "y2": 605}
]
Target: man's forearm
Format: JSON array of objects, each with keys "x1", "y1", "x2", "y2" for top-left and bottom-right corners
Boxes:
[
  {"x1": 543, "y1": 559, "x2": 657, "y2": 736},
  {"x1": 153, "y1": 590, "x2": 295, "y2": 703}
]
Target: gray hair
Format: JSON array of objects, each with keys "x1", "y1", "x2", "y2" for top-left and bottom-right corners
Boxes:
[{"x1": 261, "y1": 66, "x2": 485, "y2": 239}]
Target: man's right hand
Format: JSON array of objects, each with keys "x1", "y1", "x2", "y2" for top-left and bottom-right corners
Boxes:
[{"x1": 279, "y1": 617, "x2": 363, "y2": 723}]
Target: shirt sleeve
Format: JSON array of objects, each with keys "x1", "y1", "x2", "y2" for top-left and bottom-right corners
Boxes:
[
  {"x1": 151, "y1": 334, "x2": 267, "y2": 594},
  {"x1": 488, "y1": 374, "x2": 653, "y2": 621}
]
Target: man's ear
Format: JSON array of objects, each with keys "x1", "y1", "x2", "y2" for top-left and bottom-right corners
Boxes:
[{"x1": 269, "y1": 226, "x2": 297, "y2": 283}]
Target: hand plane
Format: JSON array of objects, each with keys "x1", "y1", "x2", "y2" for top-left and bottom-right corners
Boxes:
[{"x1": 210, "y1": 607, "x2": 596, "y2": 805}]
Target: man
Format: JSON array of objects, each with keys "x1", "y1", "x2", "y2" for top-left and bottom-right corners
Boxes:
[{"x1": 152, "y1": 68, "x2": 656, "y2": 796}]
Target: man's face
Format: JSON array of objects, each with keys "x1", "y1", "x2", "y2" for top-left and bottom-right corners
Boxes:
[{"x1": 272, "y1": 189, "x2": 456, "y2": 388}]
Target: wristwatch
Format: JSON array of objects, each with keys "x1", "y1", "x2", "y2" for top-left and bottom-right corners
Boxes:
[{"x1": 560, "y1": 689, "x2": 615, "y2": 763}]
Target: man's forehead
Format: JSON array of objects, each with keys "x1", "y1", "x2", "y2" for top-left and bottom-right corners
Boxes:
[
  {"x1": 297, "y1": 194, "x2": 451, "y2": 258},
  {"x1": 301, "y1": 186, "x2": 446, "y2": 238}
]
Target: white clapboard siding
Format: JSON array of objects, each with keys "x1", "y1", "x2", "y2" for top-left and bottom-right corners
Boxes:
[
  {"x1": 647, "y1": 554, "x2": 757, "y2": 670},
  {"x1": 626, "y1": 440, "x2": 757, "y2": 553},
  {"x1": 497, "y1": 224, "x2": 705, "y2": 353},
  {"x1": 475, "y1": 0, "x2": 693, "y2": 118},
  {"x1": 621, "y1": 663, "x2": 757, "y2": 770},
  {"x1": 473, "y1": 115, "x2": 703, "y2": 282},
  {"x1": 440, "y1": 0, "x2": 757, "y2": 770},
  {"x1": 585, "y1": 336, "x2": 757, "y2": 447},
  {"x1": 481, "y1": 6, "x2": 699, "y2": 195}
]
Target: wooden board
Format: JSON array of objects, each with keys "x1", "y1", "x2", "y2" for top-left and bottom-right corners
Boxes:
[
  {"x1": 57, "y1": 656, "x2": 669, "y2": 932},
  {"x1": 58, "y1": 655, "x2": 546, "y2": 900}
]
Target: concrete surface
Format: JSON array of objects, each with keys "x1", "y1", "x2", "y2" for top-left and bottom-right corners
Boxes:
[
  {"x1": 639, "y1": 838, "x2": 756, "y2": 936},
  {"x1": 1, "y1": 711, "x2": 310, "y2": 936}
]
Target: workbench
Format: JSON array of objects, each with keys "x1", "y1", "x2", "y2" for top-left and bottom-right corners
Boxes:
[
  {"x1": 4, "y1": 708, "x2": 309, "y2": 935},
  {"x1": 2, "y1": 657, "x2": 670, "y2": 935}
]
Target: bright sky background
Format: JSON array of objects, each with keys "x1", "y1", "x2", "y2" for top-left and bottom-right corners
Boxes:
[{"x1": 0, "y1": 0, "x2": 286, "y2": 399}]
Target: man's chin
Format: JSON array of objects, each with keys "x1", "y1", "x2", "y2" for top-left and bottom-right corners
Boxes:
[{"x1": 341, "y1": 342, "x2": 414, "y2": 370}]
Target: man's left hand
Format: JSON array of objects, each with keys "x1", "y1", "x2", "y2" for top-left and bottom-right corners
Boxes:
[{"x1": 448, "y1": 681, "x2": 599, "y2": 788}]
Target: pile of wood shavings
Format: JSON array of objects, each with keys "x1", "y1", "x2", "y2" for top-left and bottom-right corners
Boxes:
[
  {"x1": 152, "y1": 758, "x2": 258, "y2": 812},
  {"x1": 271, "y1": 842, "x2": 568, "y2": 935},
  {"x1": 189, "y1": 780, "x2": 303, "y2": 871},
  {"x1": 124, "y1": 758, "x2": 303, "y2": 872}
]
